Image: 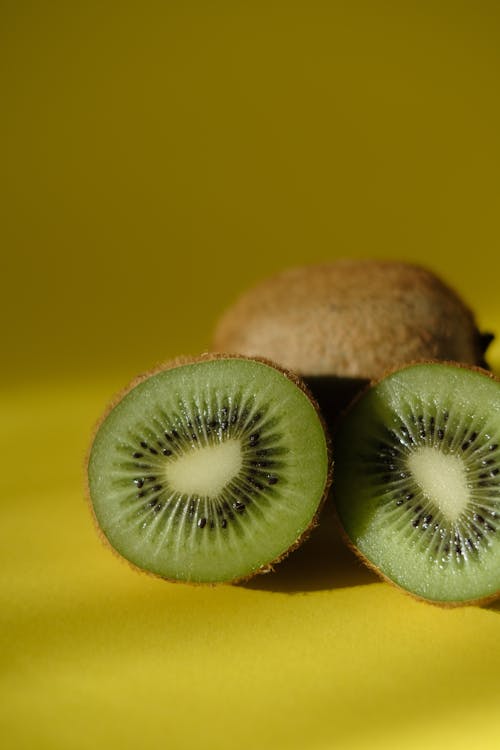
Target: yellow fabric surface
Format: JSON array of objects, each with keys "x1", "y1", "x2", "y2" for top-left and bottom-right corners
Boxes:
[
  {"x1": 2, "y1": 2, "x2": 500, "y2": 748},
  {"x1": 2, "y1": 378, "x2": 500, "y2": 750}
]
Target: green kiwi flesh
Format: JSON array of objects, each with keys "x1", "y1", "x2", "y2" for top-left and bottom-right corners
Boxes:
[
  {"x1": 87, "y1": 356, "x2": 330, "y2": 583},
  {"x1": 333, "y1": 362, "x2": 500, "y2": 605}
]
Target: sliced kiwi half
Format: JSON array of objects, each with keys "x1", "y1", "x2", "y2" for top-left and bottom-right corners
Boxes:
[
  {"x1": 333, "y1": 362, "x2": 500, "y2": 605},
  {"x1": 87, "y1": 355, "x2": 331, "y2": 584}
]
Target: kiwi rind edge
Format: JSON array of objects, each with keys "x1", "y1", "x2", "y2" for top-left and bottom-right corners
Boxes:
[
  {"x1": 85, "y1": 351, "x2": 333, "y2": 586},
  {"x1": 331, "y1": 358, "x2": 500, "y2": 608}
]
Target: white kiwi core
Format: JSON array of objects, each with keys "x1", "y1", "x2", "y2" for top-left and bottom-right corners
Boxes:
[
  {"x1": 164, "y1": 438, "x2": 243, "y2": 497},
  {"x1": 407, "y1": 447, "x2": 469, "y2": 521}
]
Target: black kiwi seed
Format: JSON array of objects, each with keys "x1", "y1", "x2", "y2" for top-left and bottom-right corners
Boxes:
[
  {"x1": 462, "y1": 433, "x2": 478, "y2": 451},
  {"x1": 249, "y1": 479, "x2": 264, "y2": 491},
  {"x1": 149, "y1": 499, "x2": 162, "y2": 511}
]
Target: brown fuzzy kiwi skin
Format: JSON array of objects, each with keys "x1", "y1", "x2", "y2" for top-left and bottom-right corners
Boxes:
[
  {"x1": 331, "y1": 359, "x2": 500, "y2": 608},
  {"x1": 212, "y1": 260, "x2": 493, "y2": 380},
  {"x1": 85, "y1": 352, "x2": 333, "y2": 586}
]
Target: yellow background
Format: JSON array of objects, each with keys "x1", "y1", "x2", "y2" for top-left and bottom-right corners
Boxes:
[{"x1": 2, "y1": 2, "x2": 500, "y2": 749}]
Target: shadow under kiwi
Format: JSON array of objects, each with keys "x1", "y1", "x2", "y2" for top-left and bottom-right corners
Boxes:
[
  {"x1": 484, "y1": 598, "x2": 500, "y2": 613},
  {"x1": 303, "y1": 375, "x2": 369, "y2": 429},
  {"x1": 242, "y1": 502, "x2": 378, "y2": 594}
]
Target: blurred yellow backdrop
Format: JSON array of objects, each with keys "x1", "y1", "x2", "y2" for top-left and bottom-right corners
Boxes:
[
  {"x1": 2, "y1": 0, "x2": 500, "y2": 383},
  {"x1": 2, "y1": 2, "x2": 500, "y2": 750}
]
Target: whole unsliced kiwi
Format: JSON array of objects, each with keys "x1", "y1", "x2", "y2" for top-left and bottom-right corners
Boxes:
[
  {"x1": 212, "y1": 261, "x2": 493, "y2": 418},
  {"x1": 86, "y1": 354, "x2": 331, "y2": 584},
  {"x1": 333, "y1": 361, "x2": 500, "y2": 606}
]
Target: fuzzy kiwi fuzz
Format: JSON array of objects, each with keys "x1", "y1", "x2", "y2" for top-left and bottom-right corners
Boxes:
[
  {"x1": 212, "y1": 260, "x2": 491, "y2": 381},
  {"x1": 85, "y1": 353, "x2": 333, "y2": 585},
  {"x1": 332, "y1": 360, "x2": 500, "y2": 607}
]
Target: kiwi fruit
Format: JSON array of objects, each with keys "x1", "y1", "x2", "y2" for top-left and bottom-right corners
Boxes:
[
  {"x1": 212, "y1": 260, "x2": 492, "y2": 383},
  {"x1": 86, "y1": 354, "x2": 331, "y2": 584},
  {"x1": 333, "y1": 361, "x2": 500, "y2": 606}
]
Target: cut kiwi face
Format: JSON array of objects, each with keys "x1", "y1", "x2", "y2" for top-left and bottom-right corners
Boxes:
[
  {"x1": 333, "y1": 362, "x2": 500, "y2": 605},
  {"x1": 87, "y1": 355, "x2": 331, "y2": 584}
]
